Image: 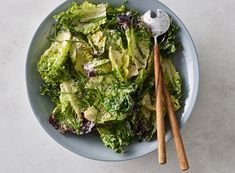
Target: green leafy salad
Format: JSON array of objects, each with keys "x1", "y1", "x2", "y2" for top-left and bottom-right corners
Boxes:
[{"x1": 38, "y1": 1, "x2": 182, "y2": 153}]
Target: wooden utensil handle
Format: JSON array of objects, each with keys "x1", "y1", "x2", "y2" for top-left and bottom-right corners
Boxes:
[
  {"x1": 156, "y1": 71, "x2": 166, "y2": 164},
  {"x1": 154, "y1": 45, "x2": 166, "y2": 164},
  {"x1": 161, "y1": 70, "x2": 189, "y2": 170},
  {"x1": 154, "y1": 45, "x2": 161, "y2": 86}
]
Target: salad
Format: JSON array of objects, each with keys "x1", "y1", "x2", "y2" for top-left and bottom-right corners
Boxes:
[{"x1": 38, "y1": 1, "x2": 182, "y2": 153}]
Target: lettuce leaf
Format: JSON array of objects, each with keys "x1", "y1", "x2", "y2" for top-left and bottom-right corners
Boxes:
[
  {"x1": 48, "y1": 80, "x2": 95, "y2": 135},
  {"x1": 160, "y1": 19, "x2": 180, "y2": 57},
  {"x1": 40, "y1": 83, "x2": 60, "y2": 104},
  {"x1": 97, "y1": 121, "x2": 134, "y2": 153},
  {"x1": 48, "y1": 104, "x2": 79, "y2": 134},
  {"x1": 84, "y1": 58, "x2": 112, "y2": 77},
  {"x1": 49, "y1": 104, "x2": 95, "y2": 135},
  {"x1": 54, "y1": 2, "x2": 107, "y2": 34},
  {"x1": 38, "y1": 29, "x2": 71, "y2": 83},
  {"x1": 161, "y1": 58, "x2": 182, "y2": 110},
  {"x1": 84, "y1": 77, "x2": 135, "y2": 123},
  {"x1": 105, "y1": 30, "x2": 124, "y2": 51},
  {"x1": 117, "y1": 12, "x2": 152, "y2": 77},
  {"x1": 105, "y1": 29, "x2": 130, "y2": 81},
  {"x1": 69, "y1": 36, "x2": 93, "y2": 75},
  {"x1": 87, "y1": 30, "x2": 106, "y2": 55},
  {"x1": 131, "y1": 107, "x2": 156, "y2": 141},
  {"x1": 60, "y1": 81, "x2": 82, "y2": 117},
  {"x1": 108, "y1": 46, "x2": 129, "y2": 81},
  {"x1": 84, "y1": 105, "x2": 127, "y2": 124},
  {"x1": 135, "y1": 50, "x2": 154, "y2": 86}
]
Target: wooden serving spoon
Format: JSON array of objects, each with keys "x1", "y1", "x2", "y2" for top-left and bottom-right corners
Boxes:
[
  {"x1": 142, "y1": 9, "x2": 170, "y2": 164},
  {"x1": 142, "y1": 10, "x2": 189, "y2": 170}
]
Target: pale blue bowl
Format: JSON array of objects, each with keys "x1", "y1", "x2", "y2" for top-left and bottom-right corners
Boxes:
[{"x1": 26, "y1": 0, "x2": 199, "y2": 161}]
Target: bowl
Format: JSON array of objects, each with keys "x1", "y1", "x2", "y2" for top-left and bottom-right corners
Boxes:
[{"x1": 26, "y1": 0, "x2": 199, "y2": 161}]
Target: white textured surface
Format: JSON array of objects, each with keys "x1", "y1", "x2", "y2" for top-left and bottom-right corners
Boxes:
[{"x1": 0, "y1": 0, "x2": 235, "y2": 172}]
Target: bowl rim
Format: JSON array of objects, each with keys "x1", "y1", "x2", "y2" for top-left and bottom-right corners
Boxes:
[{"x1": 26, "y1": 0, "x2": 199, "y2": 162}]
